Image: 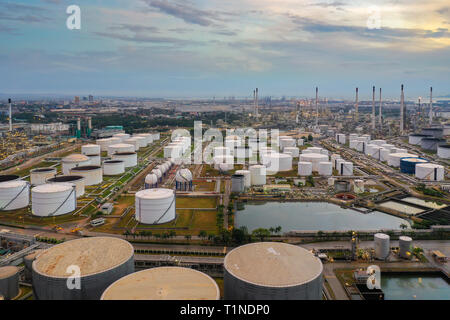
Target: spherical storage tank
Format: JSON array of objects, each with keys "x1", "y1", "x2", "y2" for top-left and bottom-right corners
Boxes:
[
  {"x1": 145, "y1": 173, "x2": 158, "y2": 189},
  {"x1": 81, "y1": 144, "x2": 100, "y2": 157},
  {"x1": 0, "y1": 266, "x2": 20, "y2": 300},
  {"x1": 420, "y1": 138, "x2": 446, "y2": 151},
  {"x1": 374, "y1": 233, "x2": 390, "y2": 260},
  {"x1": 400, "y1": 157, "x2": 428, "y2": 174},
  {"x1": 101, "y1": 267, "x2": 219, "y2": 300},
  {"x1": 235, "y1": 170, "x2": 251, "y2": 188},
  {"x1": 0, "y1": 180, "x2": 29, "y2": 210},
  {"x1": 388, "y1": 153, "x2": 418, "y2": 167},
  {"x1": 47, "y1": 175, "x2": 85, "y2": 198},
  {"x1": 112, "y1": 152, "x2": 137, "y2": 168},
  {"x1": 175, "y1": 169, "x2": 193, "y2": 191},
  {"x1": 30, "y1": 167, "x2": 57, "y2": 185},
  {"x1": 32, "y1": 183, "x2": 76, "y2": 217},
  {"x1": 107, "y1": 143, "x2": 135, "y2": 156},
  {"x1": 224, "y1": 242, "x2": 323, "y2": 300},
  {"x1": 298, "y1": 162, "x2": 313, "y2": 176},
  {"x1": 415, "y1": 163, "x2": 445, "y2": 181},
  {"x1": 318, "y1": 162, "x2": 332, "y2": 176},
  {"x1": 151, "y1": 168, "x2": 162, "y2": 182},
  {"x1": 265, "y1": 153, "x2": 292, "y2": 174},
  {"x1": 135, "y1": 188, "x2": 175, "y2": 225},
  {"x1": 399, "y1": 236, "x2": 413, "y2": 259},
  {"x1": 250, "y1": 165, "x2": 266, "y2": 186},
  {"x1": 62, "y1": 154, "x2": 91, "y2": 175},
  {"x1": 32, "y1": 237, "x2": 134, "y2": 300},
  {"x1": 437, "y1": 145, "x2": 450, "y2": 159},
  {"x1": 70, "y1": 165, "x2": 103, "y2": 186},
  {"x1": 103, "y1": 160, "x2": 125, "y2": 176}
]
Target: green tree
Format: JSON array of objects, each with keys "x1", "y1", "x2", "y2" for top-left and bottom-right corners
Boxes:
[
  {"x1": 252, "y1": 228, "x2": 271, "y2": 242},
  {"x1": 198, "y1": 230, "x2": 207, "y2": 240}
]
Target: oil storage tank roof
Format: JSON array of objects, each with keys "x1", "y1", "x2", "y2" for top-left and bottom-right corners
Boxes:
[
  {"x1": 101, "y1": 267, "x2": 220, "y2": 300},
  {"x1": 0, "y1": 266, "x2": 19, "y2": 279},
  {"x1": 224, "y1": 242, "x2": 322, "y2": 287},
  {"x1": 33, "y1": 237, "x2": 134, "y2": 278}
]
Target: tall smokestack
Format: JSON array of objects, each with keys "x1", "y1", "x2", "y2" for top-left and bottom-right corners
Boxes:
[
  {"x1": 372, "y1": 86, "x2": 376, "y2": 131},
  {"x1": 315, "y1": 87, "x2": 319, "y2": 127},
  {"x1": 77, "y1": 117, "x2": 81, "y2": 131},
  {"x1": 429, "y1": 87, "x2": 433, "y2": 125},
  {"x1": 256, "y1": 88, "x2": 259, "y2": 118},
  {"x1": 253, "y1": 90, "x2": 256, "y2": 116},
  {"x1": 8, "y1": 98, "x2": 12, "y2": 132},
  {"x1": 355, "y1": 87, "x2": 359, "y2": 122},
  {"x1": 379, "y1": 88, "x2": 382, "y2": 128},
  {"x1": 400, "y1": 84, "x2": 404, "y2": 135}
]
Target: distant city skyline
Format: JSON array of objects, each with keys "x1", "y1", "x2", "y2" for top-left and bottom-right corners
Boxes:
[{"x1": 1, "y1": 0, "x2": 449, "y2": 99}]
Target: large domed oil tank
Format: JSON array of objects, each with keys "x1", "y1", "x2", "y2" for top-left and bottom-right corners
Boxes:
[
  {"x1": 32, "y1": 183, "x2": 76, "y2": 217},
  {"x1": 437, "y1": 145, "x2": 450, "y2": 159},
  {"x1": 62, "y1": 154, "x2": 91, "y2": 175},
  {"x1": 421, "y1": 127, "x2": 444, "y2": 139},
  {"x1": 46, "y1": 175, "x2": 85, "y2": 198},
  {"x1": 0, "y1": 266, "x2": 20, "y2": 300},
  {"x1": 135, "y1": 188, "x2": 175, "y2": 225},
  {"x1": 400, "y1": 157, "x2": 428, "y2": 174},
  {"x1": 32, "y1": 237, "x2": 134, "y2": 300},
  {"x1": 408, "y1": 134, "x2": 432, "y2": 145},
  {"x1": 103, "y1": 160, "x2": 125, "y2": 176},
  {"x1": 0, "y1": 175, "x2": 20, "y2": 183},
  {"x1": 111, "y1": 152, "x2": 137, "y2": 168},
  {"x1": 101, "y1": 267, "x2": 220, "y2": 300},
  {"x1": 399, "y1": 236, "x2": 413, "y2": 259},
  {"x1": 30, "y1": 168, "x2": 57, "y2": 186},
  {"x1": 175, "y1": 169, "x2": 193, "y2": 191},
  {"x1": 374, "y1": 233, "x2": 390, "y2": 260},
  {"x1": 224, "y1": 242, "x2": 323, "y2": 300},
  {"x1": 420, "y1": 138, "x2": 446, "y2": 151},
  {"x1": 70, "y1": 165, "x2": 103, "y2": 186},
  {"x1": 144, "y1": 173, "x2": 158, "y2": 189},
  {"x1": 0, "y1": 180, "x2": 30, "y2": 210}
]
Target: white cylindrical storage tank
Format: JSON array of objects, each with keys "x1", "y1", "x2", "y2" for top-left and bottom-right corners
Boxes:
[
  {"x1": 437, "y1": 145, "x2": 450, "y2": 159},
  {"x1": 299, "y1": 153, "x2": 329, "y2": 172},
  {"x1": 408, "y1": 134, "x2": 431, "y2": 146},
  {"x1": 235, "y1": 170, "x2": 251, "y2": 188},
  {"x1": 331, "y1": 154, "x2": 341, "y2": 168},
  {"x1": 124, "y1": 138, "x2": 140, "y2": 151},
  {"x1": 96, "y1": 138, "x2": 113, "y2": 152},
  {"x1": 283, "y1": 147, "x2": 299, "y2": 157},
  {"x1": 108, "y1": 137, "x2": 121, "y2": 145},
  {"x1": 318, "y1": 162, "x2": 332, "y2": 176},
  {"x1": 298, "y1": 162, "x2": 313, "y2": 176},
  {"x1": 297, "y1": 138, "x2": 304, "y2": 146},
  {"x1": 213, "y1": 155, "x2": 234, "y2": 171},
  {"x1": 0, "y1": 181, "x2": 29, "y2": 210},
  {"x1": 338, "y1": 161, "x2": 353, "y2": 176},
  {"x1": 103, "y1": 160, "x2": 125, "y2": 176},
  {"x1": 380, "y1": 148, "x2": 391, "y2": 162},
  {"x1": 213, "y1": 146, "x2": 231, "y2": 158},
  {"x1": 349, "y1": 139, "x2": 358, "y2": 149},
  {"x1": 112, "y1": 152, "x2": 137, "y2": 168},
  {"x1": 32, "y1": 183, "x2": 76, "y2": 217},
  {"x1": 164, "y1": 146, "x2": 181, "y2": 159},
  {"x1": 250, "y1": 165, "x2": 266, "y2": 186},
  {"x1": 381, "y1": 144, "x2": 395, "y2": 151},
  {"x1": 135, "y1": 188, "x2": 175, "y2": 225},
  {"x1": 265, "y1": 153, "x2": 292, "y2": 173},
  {"x1": 336, "y1": 134, "x2": 346, "y2": 144},
  {"x1": 234, "y1": 146, "x2": 253, "y2": 159},
  {"x1": 132, "y1": 136, "x2": 147, "y2": 148},
  {"x1": 224, "y1": 242, "x2": 323, "y2": 300},
  {"x1": 30, "y1": 168, "x2": 57, "y2": 186},
  {"x1": 349, "y1": 133, "x2": 358, "y2": 141},
  {"x1": 374, "y1": 233, "x2": 390, "y2": 260},
  {"x1": 364, "y1": 144, "x2": 377, "y2": 155},
  {"x1": 61, "y1": 154, "x2": 91, "y2": 175},
  {"x1": 415, "y1": 163, "x2": 445, "y2": 181},
  {"x1": 107, "y1": 143, "x2": 135, "y2": 156},
  {"x1": 0, "y1": 266, "x2": 20, "y2": 300},
  {"x1": 335, "y1": 158, "x2": 345, "y2": 171},
  {"x1": 32, "y1": 237, "x2": 134, "y2": 300},
  {"x1": 101, "y1": 267, "x2": 220, "y2": 300},
  {"x1": 306, "y1": 147, "x2": 323, "y2": 154},
  {"x1": 371, "y1": 139, "x2": 386, "y2": 146},
  {"x1": 354, "y1": 179, "x2": 365, "y2": 193},
  {"x1": 87, "y1": 154, "x2": 101, "y2": 166},
  {"x1": 231, "y1": 174, "x2": 245, "y2": 193},
  {"x1": 320, "y1": 149, "x2": 329, "y2": 156},
  {"x1": 70, "y1": 165, "x2": 103, "y2": 186},
  {"x1": 395, "y1": 148, "x2": 407, "y2": 154},
  {"x1": 112, "y1": 133, "x2": 130, "y2": 142},
  {"x1": 369, "y1": 146, "x2": 382, "y2": 160},
  {"x1": 399, "y1": 236, "x2": 413, "y2": 259},
  {"x1": 388, "y1": 153, "x2": 418, "y2": 167},
  {"x1": 135, "y1": 133, "x2": 153, "y2": 145},
  {"x1": 81, "y1": 144, "x2": 101, "y2": 157},
  {"x1": 280, "y1": 138, "x2": 296, "y2": 149},
  {"x1": 47, "y1": 175, "x2": 85, "y2": 198},
  {"x1": 328, "y1": 177, "x2": 335, "y2": 186},
  {"x1": 355, "y1": 140, "x2": 365, "y2": 152}
]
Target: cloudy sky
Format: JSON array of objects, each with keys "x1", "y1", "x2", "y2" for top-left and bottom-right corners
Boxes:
[{"x1": 0, "y1": 0, "x2": 449, "y2": 99}]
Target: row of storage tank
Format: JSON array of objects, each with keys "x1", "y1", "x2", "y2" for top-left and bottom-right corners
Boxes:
[
  {"x1": 96, "y1": 132, "x2": 160, "y2": 153},
  {"x1": 0, "y1": 238, "x2": 324, "y2": 300},
  {"x1": 338, "y1": 133, "x2": 445, "y2": 181}
]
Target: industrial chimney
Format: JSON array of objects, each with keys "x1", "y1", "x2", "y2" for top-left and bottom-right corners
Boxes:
[
  {"x1": 355, "y1": 87, "x2": 359, "y2": 122},
  {"x1": 315, "y1": 87, "x2": 319, "y2": 127},
  {"x1": 400, "y1": 84, "x2": 404, "y2": 135},
  {"x1": 8, "y1": 98, "x2": 12, "y2": 132},
  {"x1": 429, "y1": 87, "x2": 433, "y2": 125},
  {"x1": 372, "y1": 86, "x2": 376, "y2": 131},
  {"x1": 379, "y1": 88, "x2": 382, "y2": 128},
  {"x1": 256, "y1": 88, "x2": 259, "y2": 118}
]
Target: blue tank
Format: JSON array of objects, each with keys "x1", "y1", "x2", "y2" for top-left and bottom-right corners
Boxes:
[{"x1": 400, "y1": 157, "x2": 428, "y2": 174}]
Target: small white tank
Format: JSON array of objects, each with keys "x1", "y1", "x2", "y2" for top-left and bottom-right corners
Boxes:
[
  {"x1": 132, "y1": 136, "x2": 147, "y2": 148},
  {"x1": 213, "y1": 146, "x2": 231, "y2": 157},
  {"x1": 81, "y1": 144, "x2": 101, "y2": 156},
  {"x1": 32, "y1": 183, "x2": 76, "y2": 217},
  {"x1": 298, "y1": 162, "x2": 313, "y2": 176},
  {"x1": 96, "y1": 138, "x2": 113, "y2": 151},
  {"x1": 87, "y1": 154, "x2": 101, "y2": 166},
  {"x1": 265, "y1": 153, "x2": 292, "y2": 173},
  {"x1": 107, "y1": 143, "x2": 135, "y2": 156},
  {"x1": 111, "y1": 152, "x2": 137, "y2": 168},
  {"x1": 338, "y1": 161, "x2": 353, "y2": 176},
  {"x1": 124, "y1": 138, "x2": 140, "y2": 151},
  {"x1": 250, "y1": 165, "x2": 266, "y2": 185},
  {"x1": 0, "y1": 180, "x2": 30, "y2": 210},
  {"x1": 30, "y1": 168, "x2": 57, "y2": 186},
  {"x1": 354, "y1": 179, "x2": 365, "y2": 193},
  {"x1": 135, "y1": 188, "x2": 175, "y2": 225},
  {"x1": 374, "y1": 233, "x2": 390, "y2": 260},
  {"x1": 330, "y1": 154, "x2": 341, "y2": 168},
  {"x1": 135, "y1": 133, "x2": 153, "y2": 145},
  {"x1": 70, "y1": 165, "x2": 103, "y2": 186},
  {"x1": 62, "y1": 154, "x2": 91, "y2": 175},
  {"x1": 235, "y1": 170, "x2": 251, "y2": 188},
  {"x1": 380, "y1": 148, "x2": 391, "y2": 162},
  {"x1": 164, "y1": 146, "x2": 181, "y2": 159},
  {"x1": 103, "y1": 160, "x2": 125, "y2": 176},
  {"x1": 399, "y1": 236, "x2": 413, "y2": 259}
]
